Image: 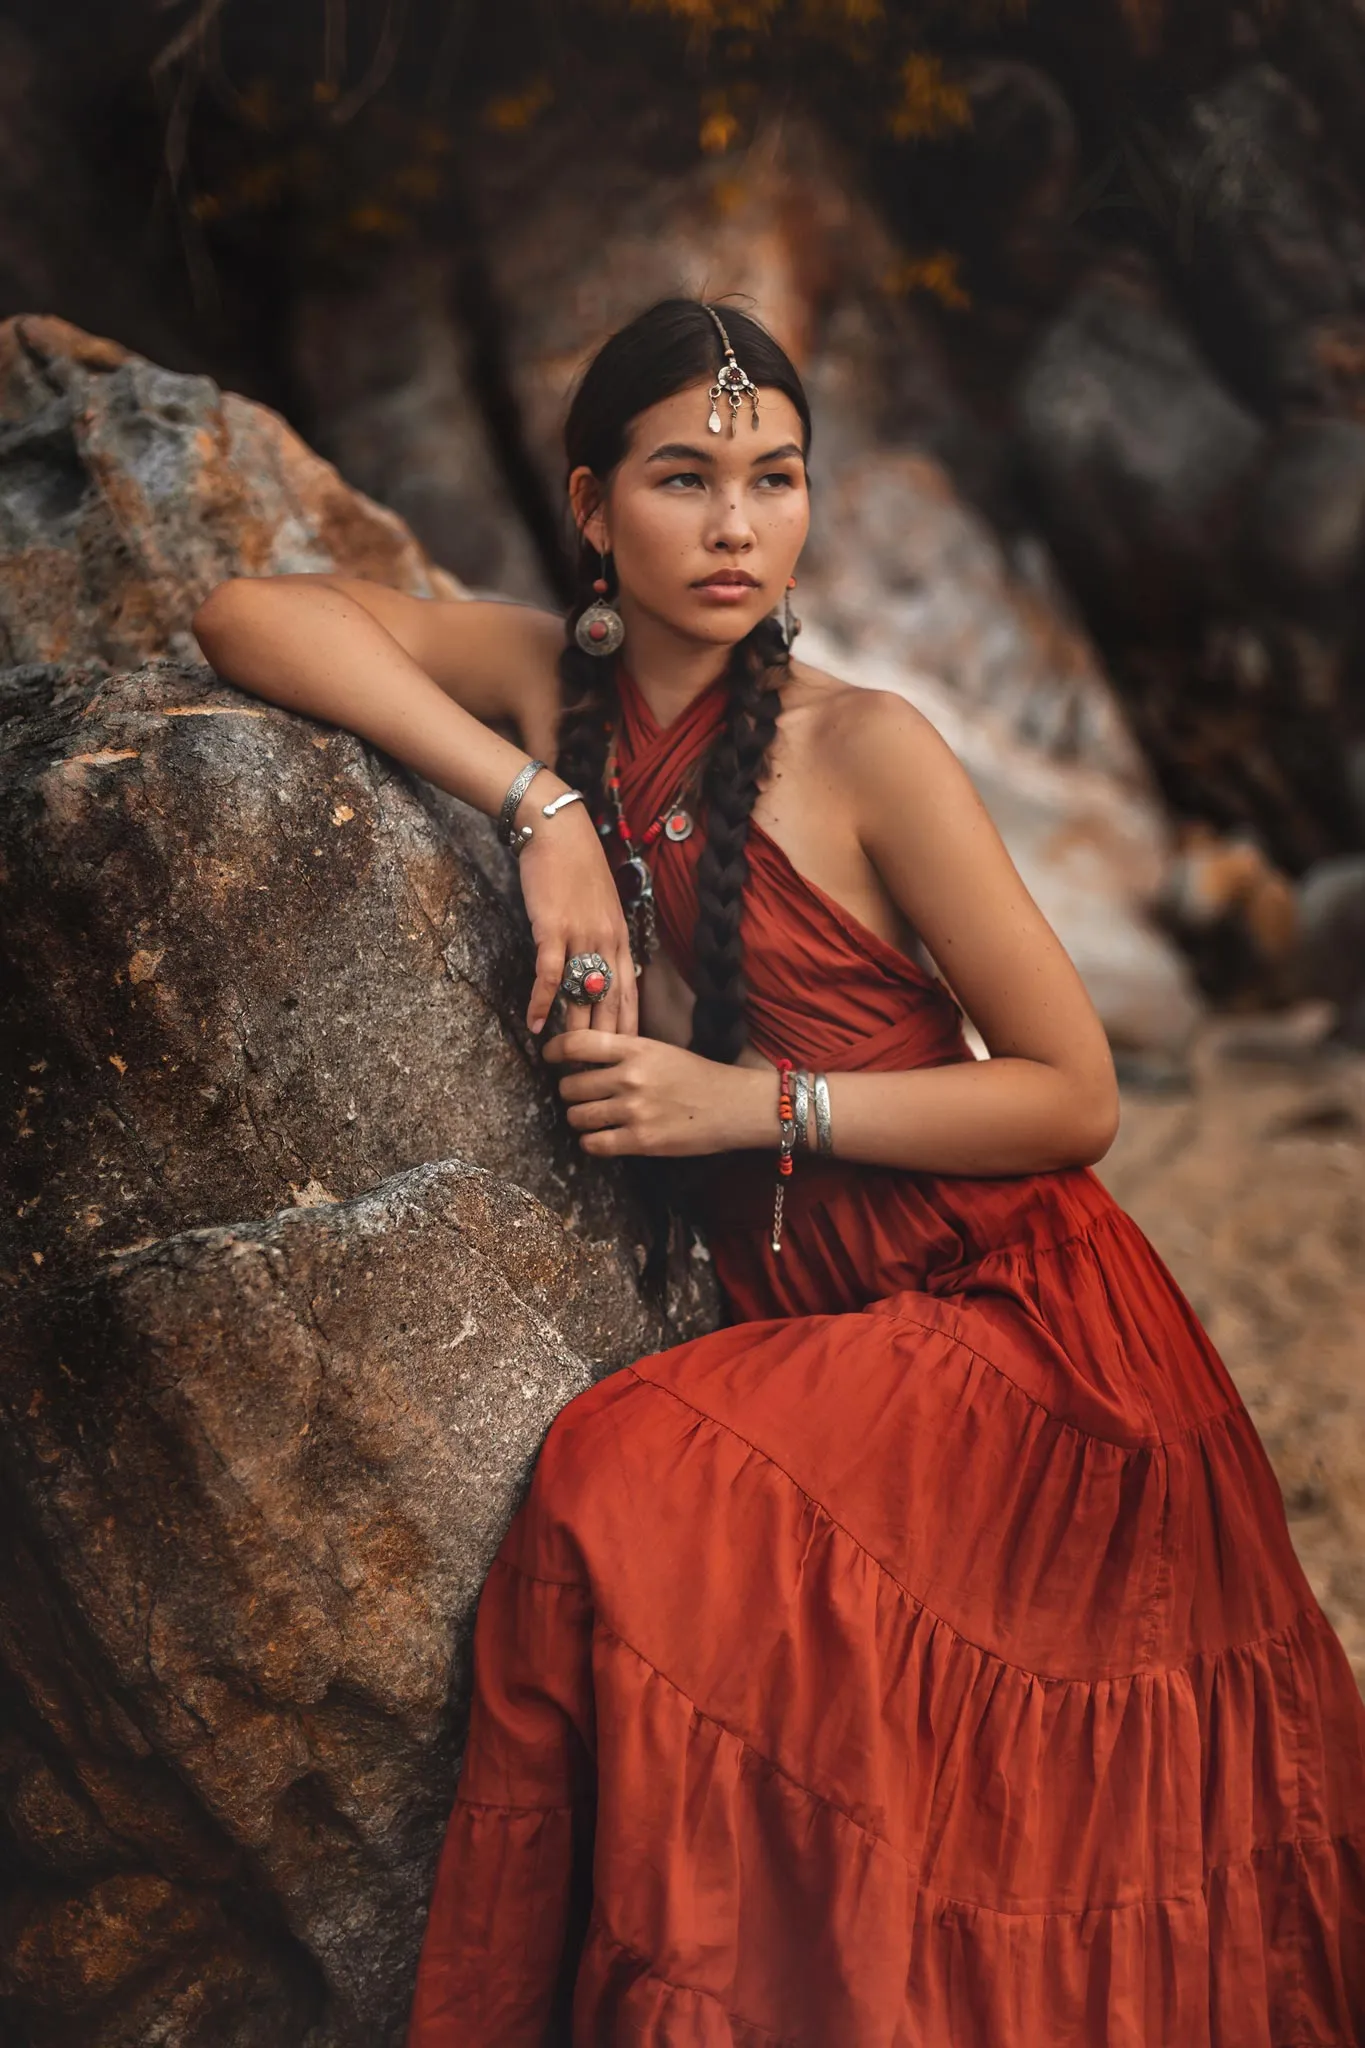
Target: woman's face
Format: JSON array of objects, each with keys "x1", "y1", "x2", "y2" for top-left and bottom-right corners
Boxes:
[{"x1": 570, "y1": 379, "x2": 810, "y2": 650}]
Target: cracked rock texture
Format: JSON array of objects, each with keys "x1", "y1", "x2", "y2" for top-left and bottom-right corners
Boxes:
[
  {"x1": 2, "y1": 1163, "x2": 693, "y2": 2048},
  {"x1": 3, "y1": 653, "x2": 616, "y2": 1288},
  {"x1": 0, "y1": 312, "x2": 461, "y2": 672},
  {"x1": 0, "y1": 317, "x2": 716, "y2": 2047}
]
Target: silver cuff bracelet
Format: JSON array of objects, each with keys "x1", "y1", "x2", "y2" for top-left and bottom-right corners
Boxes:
[
  {"x1": 791, "y1": 1068, "x2": 813, "y2": 1151},
  {"x1": 813, "y1": 1072, "x2": 833, "y2": 1155},
  {"x1": 498, "y1": 758, "x2": 546, "y2": 851}
]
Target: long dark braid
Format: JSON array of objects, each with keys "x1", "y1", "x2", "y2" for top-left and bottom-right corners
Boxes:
[
  {"x1": 554, "y1": 295, "x2": 812, "y2": 1066},
  {"x1": 553, "y1": 549, "x2": 791, "y2": 1063},
  {"x1": 690, "y1": 615, "x2": 789, "y2": 1062}
]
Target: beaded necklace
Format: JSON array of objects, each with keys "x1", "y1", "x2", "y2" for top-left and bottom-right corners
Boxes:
[{"x1": 597, "y1": 732, "x2": 704, "y2": 970}]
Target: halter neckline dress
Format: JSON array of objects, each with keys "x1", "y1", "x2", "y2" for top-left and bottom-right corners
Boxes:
[{"x1": 408, "y1": 665, "x2": 1365, "y2": 2047}]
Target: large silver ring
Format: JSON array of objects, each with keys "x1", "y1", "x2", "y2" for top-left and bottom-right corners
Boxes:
[{"x1": 560, "y1": 951, "x2": 613, "y2": 1004}]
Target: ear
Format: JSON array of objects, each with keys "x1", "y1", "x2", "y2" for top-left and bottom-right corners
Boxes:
[{"x1": 567, "y1": 466, "x2": 609, "y2": 555}]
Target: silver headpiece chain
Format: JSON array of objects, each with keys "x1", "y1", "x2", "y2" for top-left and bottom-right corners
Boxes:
[{"x1": 703, "y1": 305, "x2": 761, "y2": 437}]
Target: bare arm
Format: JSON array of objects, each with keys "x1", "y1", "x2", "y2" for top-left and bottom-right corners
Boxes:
[
  {"x1": 191, "y1": 575, "x2": 566, "y2": 823},
  {"x1": 190, "y1": 574, "x2": 636, "y2": 1035},
  {"x1": 805, "y1": 690, "x2": 1121, "y2": 1171},
  {"x1": 547, "y1": 691, "x2": 1120, "y2": 1175}
]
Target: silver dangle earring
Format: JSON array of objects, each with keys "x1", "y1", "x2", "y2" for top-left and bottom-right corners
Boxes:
[
  {"x1": 575, "y1": 545, "x2": 626, "y2": 657},
  {"x1": 782, "y1": 573, "x2": 802, "y2": 651}
]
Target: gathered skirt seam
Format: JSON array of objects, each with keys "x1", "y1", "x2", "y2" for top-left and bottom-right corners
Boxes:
[
  {"x1": 876, "y1": 1298, "x2": 1240, "y2": 1450},
  {"x1": 973, "y1": 1199, "x2": 1140, "y2": 1270},
  {"x1": 585, "y1": 1916, "x2": 798, "y2": 2044},
  {"x1": 614, "y1": 1372, "x2": 1321, "y2": 1683},
  {"x1": 596, "y1": 1617, "x2": 1348, "y2": 1912},
  {"x1": 1204, "y1": 1824, "x2": 1365, "y2": 1876},
  {"x1": 915, "y1": 1199, "x2": 1123, "y2": 1281}
]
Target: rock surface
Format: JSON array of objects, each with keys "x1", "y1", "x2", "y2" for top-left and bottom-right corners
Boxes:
[
  {"x1": 1, "y1": 653, "x2": 604, "y2": 1289},
  {"x1": 1170, "y1": 61, "x2": 1365, "y2": 421},
  {"x1": 1296, "y1": 854, "x2": 1365, "y2": 1041},
  {"x1": 1010, "y1": 86, "x2": 1365, "y2": 872},
  {"x1": 290, "y1": 252, "x2": 551, "y2": 605},
  {"x1": 0, "y1": 322, "x2": 716, "y2": 2047},
  {"x1": 2, "y1": 1159, "x2": 690, "y2": 2048},
  {"x1": 0, "y1": 314, "x2": 461, "y2": 672},
  {"x1": 1018, "y1": 264, "x2": 1266, "y2": 634}
]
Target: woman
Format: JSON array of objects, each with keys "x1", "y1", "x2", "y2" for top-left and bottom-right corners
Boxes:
[{"x1": 193, "y1": 298, "x2": 1365, "y2": 2046}]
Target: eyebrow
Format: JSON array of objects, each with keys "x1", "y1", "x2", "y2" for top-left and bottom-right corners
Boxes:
[{"x1": 643, "y1": 440, "x2": 806, "y2": 465}]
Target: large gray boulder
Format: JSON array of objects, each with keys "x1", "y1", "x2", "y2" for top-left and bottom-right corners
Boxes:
[
  {"x1": 2, "y1": 654, "x2": 616, "y2": 1286},
  {"x1": 0, "y1": 318, "x2": 716, "y2": 2048},
  {"x1": 2, "y1": 1162, "x2": 687, "y2": 2048},
  {"x1": 0, "y1": 313, "x2": 462, "y2": 672}
]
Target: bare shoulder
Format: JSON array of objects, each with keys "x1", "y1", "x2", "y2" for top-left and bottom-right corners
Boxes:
[{"x1": 781, "y1": 658, "x2": 952, "y2": 788}]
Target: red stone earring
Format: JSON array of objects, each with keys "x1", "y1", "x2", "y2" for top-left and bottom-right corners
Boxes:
[
  {"x1": 575, "y1": 544, "x2": 625, "y2": 657},
  {"x1": 783, "y1": 573, "x2": 801, "y2": 651}
]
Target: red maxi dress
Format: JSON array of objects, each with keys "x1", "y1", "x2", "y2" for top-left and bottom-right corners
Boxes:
[{"x1": 408, "y1": 666, "x2": 1365, "y2": 2047}]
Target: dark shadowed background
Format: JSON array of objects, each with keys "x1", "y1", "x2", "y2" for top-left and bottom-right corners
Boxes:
[{"x1": 1, "y1": 5, "x2": 1363, "y2": 2045}]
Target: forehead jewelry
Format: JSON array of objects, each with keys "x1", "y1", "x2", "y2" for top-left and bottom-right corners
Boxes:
[{"x1": 703, "y1": 305, "x2": 761, "y2": 437}]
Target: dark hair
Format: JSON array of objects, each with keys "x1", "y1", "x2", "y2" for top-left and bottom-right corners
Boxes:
[{"x1": 555, "y1": 296, "x2": 812, "y2": 1063}]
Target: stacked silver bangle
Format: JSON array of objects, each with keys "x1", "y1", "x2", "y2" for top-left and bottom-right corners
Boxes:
[
  {"x1": 791, "y1": 1069, "x2": 810, "y2": 1152},
  {"x1": 498, "y1": 758, "x2": 544, "y2": 850},
  {"x1": 813, "y1": 1073, "x2": 833, "y2": 1155},
  {"x1": 790, "y1": 1068, "x2": 834, "y2": 1154},
  {"x1": 497, "y1": 758, "x2": 587, "y2": 855}
]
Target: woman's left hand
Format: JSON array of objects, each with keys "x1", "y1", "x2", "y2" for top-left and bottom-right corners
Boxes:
[{"x1": 541, "y1": 1028, "x2": 772, "y2": 1157}]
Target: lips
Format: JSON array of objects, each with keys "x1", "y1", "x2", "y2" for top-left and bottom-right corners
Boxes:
[{"x1": 694, "y1": 572, "x2": 759, "y2": 589}]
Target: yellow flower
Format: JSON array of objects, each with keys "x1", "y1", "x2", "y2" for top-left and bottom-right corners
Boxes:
[
  {"x1": 346, "y1": 203, "x2": 409, "y2": 238},
  {"x1": 888, "y1": 53, "x2": 971, "y2": 141},
  {"x1": 483, "y1": 73, "x2": 554, "y2": 132},
  {"x1": 626, "y1": 0, "x2": 779, "y2": 26},
  {"x1": 883, "y1": 250, "x2": 971, "y2": 311},
  {"x1": 802, "y1": 0, "x2": 883, "y2": 21},
  {"x1": 700, "y1": 103, "x2": 741, "y2": 152}
]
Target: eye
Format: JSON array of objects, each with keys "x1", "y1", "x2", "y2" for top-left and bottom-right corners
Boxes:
[
  {"x1": 660, "y1": 470, "x2": 705, "y2": 489},
  {"x1": 757, "y1": 471, "x2": 798, "y2": 489}
]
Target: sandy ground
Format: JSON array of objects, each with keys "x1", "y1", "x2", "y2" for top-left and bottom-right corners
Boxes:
[{"x1": 1097, "y1": 1010, "x2": 1365, "y2": 1693}]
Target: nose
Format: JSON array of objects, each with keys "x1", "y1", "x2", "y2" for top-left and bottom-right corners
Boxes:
[{"x1": 706, "y1": 483, "x2": 756, "y2": 553}]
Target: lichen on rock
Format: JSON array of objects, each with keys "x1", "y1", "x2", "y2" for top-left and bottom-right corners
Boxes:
[{"x1": 0, "y1": 315, "x2": 715, "y2": 2048}]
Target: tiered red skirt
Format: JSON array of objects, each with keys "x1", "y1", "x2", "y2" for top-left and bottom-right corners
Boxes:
[{"x1": 408, "y1": 1155, "x2": 1365, "y2": 2044}]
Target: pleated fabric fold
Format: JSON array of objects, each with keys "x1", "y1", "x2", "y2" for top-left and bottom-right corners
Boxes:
[{"x1": 407, "y1": 667, "x2": 1365, "y2": 2045}]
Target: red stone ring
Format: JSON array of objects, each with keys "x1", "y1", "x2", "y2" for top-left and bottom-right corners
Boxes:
[{"x1": 560, "y1": 951, "x2": 613, "y2": 1005}]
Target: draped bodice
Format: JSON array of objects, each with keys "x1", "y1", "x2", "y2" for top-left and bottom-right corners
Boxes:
[
  {"x1": 614, "y1": 664, "x2": 1120, "y2": 1324},
  {"x1": 614, "y1": 664, "x2": 973, "y2": 1075},
  {"x1": 412, "y1": 665, "x2": 1365, "y2": 2048}
]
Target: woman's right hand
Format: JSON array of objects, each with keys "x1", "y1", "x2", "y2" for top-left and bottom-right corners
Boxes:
[{"x1": 515, "y1": 780, "x2": 639, "y2": 1040}]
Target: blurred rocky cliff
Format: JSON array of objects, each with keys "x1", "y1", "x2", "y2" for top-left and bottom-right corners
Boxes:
[
  {"x1": 4, "y1": 1, "x2": 1364, "y2": 1036},
  {"x1": 5, "y1": 2, "x2": 1365, "y2": 2041}
]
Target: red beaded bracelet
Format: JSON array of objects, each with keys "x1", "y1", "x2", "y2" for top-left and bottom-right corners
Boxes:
[{"x1": 771, "y1": 1056, "x2": 797, "y2": 1254}]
